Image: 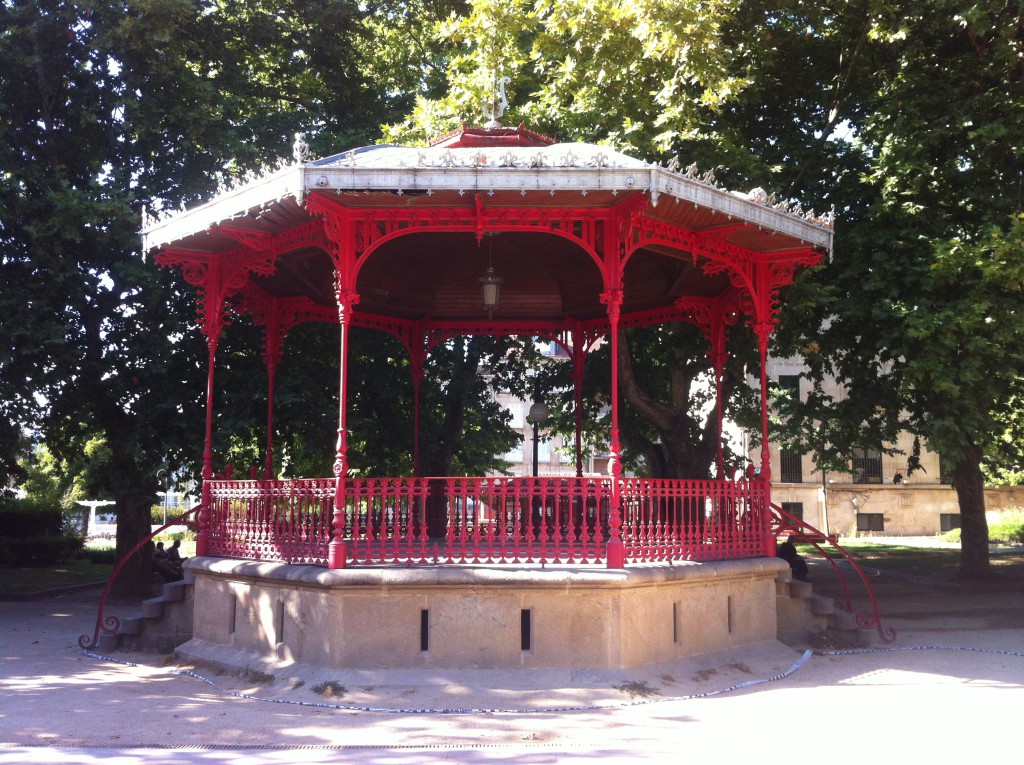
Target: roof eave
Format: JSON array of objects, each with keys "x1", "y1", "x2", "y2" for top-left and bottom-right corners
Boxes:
[{"x1": 142, "y1": 164, "x2": 833, "y2": 255}]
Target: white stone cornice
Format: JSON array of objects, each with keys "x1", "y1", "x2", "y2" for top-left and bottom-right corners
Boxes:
[{"x1": 142, "y1": 144, "x2": 834, "y2": 255}]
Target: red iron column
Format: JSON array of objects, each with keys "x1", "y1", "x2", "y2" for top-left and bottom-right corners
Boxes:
[
  {"x1": 409, "y1": 327, "x2": 427, "y2": 478},
  {"x1": 262, "y1": 304, "x2": 282, "y2": 481},
  {"x1": 329, "y1": 287, "x2": 359, "y2": 569},
  {"x1": 570, "y1": 327, "x2": 587, "y2": 478},
  {"x1": 752, "y1": 321, "x2": 776, "y2": 556},
  {"x1": 709, "y1": 308, "x2": 729, "y2": 479},
  {"x1": 602, "y1": 289, "x2": 625, "y2": 569},
  {"x1": 196, "y1": 261, "x2": 230, "y2": 558}
]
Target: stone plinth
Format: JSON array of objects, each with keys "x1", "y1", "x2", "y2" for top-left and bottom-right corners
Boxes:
[{"x1": 180, "y1": 556, "x2": 787, "y2": 671}]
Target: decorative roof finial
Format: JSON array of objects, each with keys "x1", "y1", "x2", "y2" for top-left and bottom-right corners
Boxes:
[
  {"x1": 483, "y1": 75, "x2": 510, "y2": 129},
  {"x1": 292, "y1": 132, "x2": 309, "y2": 164}
]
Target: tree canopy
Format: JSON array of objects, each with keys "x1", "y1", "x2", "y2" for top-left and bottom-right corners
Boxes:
[
  {"x1": 381, "y1": 0, "x2": 1024, "y2": 577},
  {"x1": 2, "y1": 0, "x2": 1021, "y2": 583},
  {"x1": 0, "y1": 0, "x2": 426, "y2": 592}
]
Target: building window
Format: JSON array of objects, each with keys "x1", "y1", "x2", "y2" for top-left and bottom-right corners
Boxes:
[
  {"x1": 780, "y1": 449, "x2": 803, "y2": 483},
  {"x1": 939, "y1": 455, "x2": 954, "y2": 485},
  {"x1": 856, "y1": 513, "x2": 885, "y2": 532},
  {"x1": 940, "y1": 514, "x2": 962, "y2": 532},
  {"x1": 775, "y1": 374, "x2": 801, "y2": 414},
  {"x1": 780, "y1": 502, "x2": 804, "y2": 521},
  {"x1": 851, "y1": 448, "x2": 883, "y2": 484}
]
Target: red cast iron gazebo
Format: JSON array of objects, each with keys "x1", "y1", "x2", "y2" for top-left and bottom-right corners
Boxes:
[{"x1": 144, "y1": 124, "x2": 832, "y2": 573}]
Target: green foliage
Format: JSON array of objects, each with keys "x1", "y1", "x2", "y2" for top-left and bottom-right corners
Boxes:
[
  {"x1": 939, "y1": 528, "x2": 961, "y2": 544},
  {"x1": 0, "y1": 498, "x2": 66, "y2": 538},
  {"x1": 988, "y1": 510, "x2": 1024, "y2": 545},
  {"x1": 983, "y1": 380, "x2": 1024, "y2": 486},
  {"x1": 613, "y1": 679, "x2": 661, "y2": 699},
  {"x1": 149, "y1": 505, "x2": 190, "y2": 526},
  {"x1": 311, "y1": 680, "x2": 347, "y2": 698},
  {"x1": 18, "y1": 437, "x2": 113, "y2": 513},
  {"x1": 533, "y1": 321, "x2": 759, "y2": 479},
  {"x1": 0, "y1": 560, "x2": 113, "y2": 594},
  {"x1": 384, "y1": 0, "x2": 747, "y2": 156},
  {"x1": 243, "y1": 668, "x2": 275, "y2": 686},
  {"x1": 1, "y1": 535, "x2": 85, "y2": 568},
  {"x1": 0, "y1": 0, "x2": 410, "y2": 593},
  {"x1": 762, "y1": 1, "x2": 1024, "y2": 578},
  {"x1": 3, "y1": 0, "x2": 1020, "y2": 587},
  {"x1": 82, "y1": 547, "x2": 119, "y2": 565},
  {"x1": 0, "y1": 496, "x2": 83, "y2": 566},
  {"x1": 417, "y1": 335, "x2": 527, "y2": 477}
]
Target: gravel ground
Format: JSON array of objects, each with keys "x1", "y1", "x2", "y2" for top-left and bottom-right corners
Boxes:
[{"x1": 1, "y1": 562, "x2": 1022, "y2": 764}]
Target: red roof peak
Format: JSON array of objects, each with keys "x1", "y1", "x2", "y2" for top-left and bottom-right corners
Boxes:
[{"x1": 428, "y1": 123, "x2": 556, "y2": 149}]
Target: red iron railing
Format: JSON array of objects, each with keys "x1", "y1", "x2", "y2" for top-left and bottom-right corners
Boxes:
[
  {"x1": 620, "y1": 477, "x2": 768, "y2": 562},
  {"x1": 771, "y1": 503, "x2": 896, "y2": 644},
  {"x1": 79, "y1": 506, "x2": 203, "y2": 650},
  {"x1": 204, "y1": 476, "x2": 769, "y2": 567}
]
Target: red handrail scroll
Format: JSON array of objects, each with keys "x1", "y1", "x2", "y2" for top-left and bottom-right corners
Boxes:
[
  {"x1": 78, "y1": 504, "x2": 205, "y2": 650},
  {"x1": 771, "y1": 503, "x2": 896, "y2": 644}
]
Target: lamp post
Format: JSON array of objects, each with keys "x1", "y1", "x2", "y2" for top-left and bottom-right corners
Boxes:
[
  {"x1": 819, "y1": 421, "x2": 830, "y2": 537},
  {"x1": 157, "y1": 468, "x2": 169, "y2": 526},
  {"x1": 528, "y1": 397, "x2": 550, "y2": 477}
]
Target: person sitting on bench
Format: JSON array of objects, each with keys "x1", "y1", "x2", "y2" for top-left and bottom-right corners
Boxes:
[{"x1": 777, "y1": 536, "x2": 810, "y2": 581}]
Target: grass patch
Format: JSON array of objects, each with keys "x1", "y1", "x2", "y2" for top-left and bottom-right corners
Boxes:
[
  {"x1": 0, "y1": 560, "x2": 112, "y2": 593},
  {"x1": 801, "y1": 541, "x2": 1024, "y2": 579},
  {"x1": 613, "y1": 680, "x2": 661, "y2": 699},
  {"x1": 312, "y1": 680, "x2": 347, "y2": 698},
  {"x1": 243, "y1": 668, "x2": 274, "y2": 685},
  {"x1": 989, "y1": 510, "x2": 1024, "y2": 544}
]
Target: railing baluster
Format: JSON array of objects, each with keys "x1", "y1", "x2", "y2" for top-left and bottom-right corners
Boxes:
[{"x1": 201, "y1": 475, "x2": 770, "y2": 569}]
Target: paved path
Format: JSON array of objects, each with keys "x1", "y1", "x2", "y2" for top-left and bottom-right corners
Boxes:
[{"x1": 2, "y1": 566, "x2": 1023, "y2": 764}]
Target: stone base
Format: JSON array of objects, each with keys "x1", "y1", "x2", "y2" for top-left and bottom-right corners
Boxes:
[{"x1": 181, "y1": 556, "x2": 788, "y2": 671}]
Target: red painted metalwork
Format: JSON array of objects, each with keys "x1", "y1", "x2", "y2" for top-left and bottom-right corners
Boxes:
[
  {"x1": 569, "y1": 326, "x2": 588, "y2": 478},
  {"x1": 409, "y1": 326, "x2": 427, "y2": 477},
  {"x1": 621, "y1": 477, "x2": 767, "y2": 561},
  {"x1": 154, "y1": 133, "x2": 828, "y2": 572},
  {"x1": 429, "y1": 123, "x2": 556, "y2": 149},
  {"x1": 204, "y1": 476, "x2": 769, "y2": 567},
  {"x1": 237, "y1": 289, "x2": 343, "y2": 480},
  {"x1": 771, "y1": 503, "x2": 896, "y2": 644},
  {"x1": 305, "y1": 194, "x2": 608, "y2": 280},
  {"x1": 603, "y1": 289, "x2": 625, "y2": 568},
  {"x1": 329, "y1": 286, "x2": 359, "y2": 569},
  {"x1": 79, "y1": 505, "x2": 203, "y2": 650}
]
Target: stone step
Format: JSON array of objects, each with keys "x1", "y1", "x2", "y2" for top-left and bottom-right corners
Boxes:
[
  {"x1": 142, "y1": 597, "x2": 164, "y2": 619},
  {"x1": 788, "y1": 579, "x2": 813, "y2": 599},
  {"x1": 97, "y1": 632, "x2": 120, "y2": 654},
  {"x1": 118, "y1": 616, "x2": 144, "y2": 636},
  {"x1": 857, "y1": 626, "x2": 880, "y2": 647},
  {"x1": 163, "y1": 580, "x2": 191, "y2": 602},
  {"x1": 810, "y1": 594, "x2": 835, "y2": 616},
  {"x1": 831, "y1": 608, "x2": 857, "y2": 631}
]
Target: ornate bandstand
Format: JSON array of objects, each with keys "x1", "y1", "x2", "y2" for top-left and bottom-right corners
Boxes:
[{"x1": 145, "y1": 123, "x2": 833, "y2": 670}]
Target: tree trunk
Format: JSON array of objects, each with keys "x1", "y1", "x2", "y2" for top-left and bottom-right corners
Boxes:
[
  {"x1": 953, "y1": 443, "x2": 990, "y2": 580},
  {"x1": 110, "y1": 441, "x2": 156, "y2": 597},
  {"x1": 420, "y1": 338, "x2": 487, "y2": 537},
  {"x1": 113, "y1": 492, "x2": 155, "y2": 597}
]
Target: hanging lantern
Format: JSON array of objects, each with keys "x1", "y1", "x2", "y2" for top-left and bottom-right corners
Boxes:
[{"x1": 480, "y1": 266, "x2": 502, "y2": 319}]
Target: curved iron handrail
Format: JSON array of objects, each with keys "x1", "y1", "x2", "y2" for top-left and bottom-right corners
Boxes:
[
  {"x1": 771, "y1": 503, "x2": 896, "y2": 644},
  {"x1": 78, "y1": 504, "x2": 205, "y2": 650}
]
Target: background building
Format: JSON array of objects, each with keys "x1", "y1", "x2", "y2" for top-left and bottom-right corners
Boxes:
[{"x1": 752, "y1": 356, "x2": 1020, "y2": 537}]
